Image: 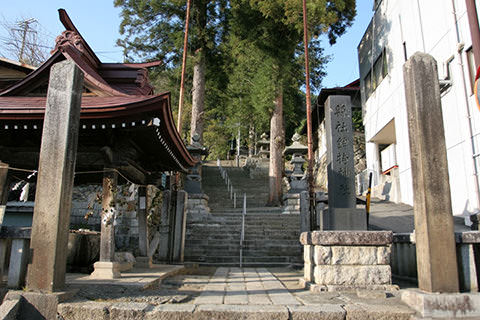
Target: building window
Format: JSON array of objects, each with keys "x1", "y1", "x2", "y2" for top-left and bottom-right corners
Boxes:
[
  {"x1": 365, "y1": 71, "x2": 372, "y2": 99},
  {"x1": 364, "y1": 48, "x2": 388, "y2": 100},
  {"x1": 466, "y1": 47, "x2": 476, "y2": 94}
]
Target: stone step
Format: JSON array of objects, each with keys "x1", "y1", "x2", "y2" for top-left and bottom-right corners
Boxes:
[
  {"x1": 186, "y1": 226, "x2": 300, "y2": 233},
  {"x1": 183, "y1": 255, "x2": 300, "y2": 263},
  {"x1": 185, "y1": 239, "x2": 301, "y2": 247},
  {"x1": 184, "y1": 248, "x2": 303, "y2": 257}
]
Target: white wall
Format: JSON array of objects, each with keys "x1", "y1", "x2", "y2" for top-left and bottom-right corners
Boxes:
[{"x1": 358, "y1": 0, "x2": 480, "y2": 218}]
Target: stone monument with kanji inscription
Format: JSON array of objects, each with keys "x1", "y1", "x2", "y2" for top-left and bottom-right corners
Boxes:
[{"x1": 324, "y1": 95, "x2": 366, "y2": 230}]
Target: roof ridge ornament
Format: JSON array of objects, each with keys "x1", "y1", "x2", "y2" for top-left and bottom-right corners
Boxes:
[{"x1": 53, "y1": 30, "x2": 86, "y2": 55}]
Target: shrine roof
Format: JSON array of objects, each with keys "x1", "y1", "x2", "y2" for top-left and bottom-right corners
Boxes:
[
  {"x1": 0, "y1": 9, "x2": 196, "y2": 176},
  {"x1": 0, "y1": 9, "x2": 160, "y2": 97}
]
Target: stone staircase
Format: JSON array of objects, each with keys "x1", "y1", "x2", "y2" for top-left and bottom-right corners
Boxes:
[
  {"x1": 184, "y1": 162, "x2": 303, "y2": 267},
  {"x1": 201, "y1": 164, "x2": 269, "y2": 210}
]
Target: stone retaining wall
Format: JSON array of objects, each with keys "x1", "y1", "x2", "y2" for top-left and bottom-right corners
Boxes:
[{"x1": 300, "y1": 231, "x2": 394, "y2": 291}]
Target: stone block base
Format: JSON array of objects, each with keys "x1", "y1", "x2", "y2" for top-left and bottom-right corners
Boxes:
[
  {"x1": 313, "y1": 265, "x2": 392, "y2": 286},
  {"x1": 90, "y1": 261, "x2": 121, "y2": 279},
  {"x1": 282, "y1": 194, "x2": 300, "y2": 214},
  {"x1": 4, "y1": 290, "x2": 77, "y2": 320},
  {"x1": 135, "y1": 256, "x2": 153, "y2": 268},
  {"x1": 402, "y1": 289, "x2": 480, "y2": 318},
  {"x1": 299, "y1": 279, "x2": 398, "y2": 292},
  {"x1": 187, "y1": 193, "x2": 211, "y2": 219},
  {"x1": 301, "y1": 231, "x2": 393, "y2": 291}
]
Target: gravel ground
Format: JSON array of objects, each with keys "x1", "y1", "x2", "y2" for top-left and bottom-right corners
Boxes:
[{"x1": 65, "y1": 267, "x2": 216, "y2": 305}]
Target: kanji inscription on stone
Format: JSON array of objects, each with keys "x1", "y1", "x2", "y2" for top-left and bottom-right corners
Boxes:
[{"x1": 325, "y1": 95, "x2": 356, "y2": 209}]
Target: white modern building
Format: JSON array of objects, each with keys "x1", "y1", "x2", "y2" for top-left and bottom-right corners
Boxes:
[{"x1": 358, "y1": 0, "x2": 480, "y2": 223}]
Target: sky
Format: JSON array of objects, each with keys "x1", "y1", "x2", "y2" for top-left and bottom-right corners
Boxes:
[{"x1": 0, "y1": 0, "x2": 373, "y2": 89}]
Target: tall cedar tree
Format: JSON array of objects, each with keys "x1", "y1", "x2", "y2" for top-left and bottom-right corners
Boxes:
[
  {"x1": 228, "y1": 0, "x2": 355, "y2": 205},
  {"x1": 114, "y1": 0, "x2": 229, "y2": 145}
]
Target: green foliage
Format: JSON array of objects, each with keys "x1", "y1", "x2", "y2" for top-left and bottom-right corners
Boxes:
[{"x1": 114, "y1": 0, "x2": 356, "y2": 158}]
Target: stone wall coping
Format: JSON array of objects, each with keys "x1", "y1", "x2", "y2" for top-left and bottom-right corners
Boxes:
[
  {"x1": 187, "y1": 193, "x2": 209, "y2": 201},
  {"x1": 393, "y1": 231, "x2": 480, "y2": 244},
  {"x1": 455, "y1": 231, "x2": 480, "y2": 244},
  {"x1": 300, "y1": 231, "x2": 393, "y2": 246}
]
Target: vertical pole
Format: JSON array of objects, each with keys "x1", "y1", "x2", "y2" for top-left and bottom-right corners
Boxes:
[
  {"x1": 403, "y1": 52, "x2": 459, "y2": 292},
  {"x1": 234, "y1": 192, "x2": 237, "y2": 209},
  {"x1": 236, "y1": 126, "x2": 241, "y2": 167},
  {"x1": 176, "y1": 0, "x2": 192, "y2": 135},
  {"x1": 91, "y1": 169, "x2": 121, "y2": 279},
  {"x1": 466, "y1": 0, "x2": 480, "y2": 67},
  {"x1": 99, "y1": 169, "x2": 118, "y2": 262},
  {"x1": 366, "y1": 172, "x2": 373, "y2": 229},
  {"x1": 0, "y1": 162, "x2": 9, "y2": 225},
  {"x1": 303, "y1": 0, "x2": 314, "y2": 231},
  {"x1": 27, "y1": 60, "x2": 83, "y2": 292}
]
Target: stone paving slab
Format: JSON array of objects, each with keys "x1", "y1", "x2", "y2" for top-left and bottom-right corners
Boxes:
[
  {"x1": 193, "y1": 267, "x2": 228, "y2": 304},
  {"x1": 56, "y1": 267, "x2": 418, "y2": 320},
  {"x1": 66, "y1": 265, "x2": 184, "y2": 289},
  {"x1": 194, "y1": 267, "x2": 300, "y2": 306},
  {"x1": 288, "y1": 304, "x2": 346, "y2": 320},
  {"x1": 195, "y1": 304, "x2": 289, "y2": 320}
]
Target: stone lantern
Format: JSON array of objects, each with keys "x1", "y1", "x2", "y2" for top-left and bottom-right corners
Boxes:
[
  {"x1": 256, "y1": 133, "x2": 270, "y2": 158},
  {"x1": 283, "y1": 133, "x2": 308, "y2": 214},
  {"x1": 185, "y1": 134, "x2": 210, "y2": 219}
]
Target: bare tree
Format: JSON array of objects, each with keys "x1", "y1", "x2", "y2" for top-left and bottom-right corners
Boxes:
[{"x1": 0, "y1": 17, "x2": 51, "y2": 66}]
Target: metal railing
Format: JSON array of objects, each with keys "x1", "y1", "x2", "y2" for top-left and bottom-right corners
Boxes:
[
  {"x1": 240, "y1": 193, "x2": 246, "y2": 267},
  {"x1": 217, "y1": 159, "x2": 238, "y2": 208},
  {"x1": 217, "y1": 159, "x2": 247, "y2": 267}
]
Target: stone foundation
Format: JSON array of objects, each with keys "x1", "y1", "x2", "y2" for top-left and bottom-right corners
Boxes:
[
  {"x1": 282, "y1": 193, "x2": 300, "y2": 214},
  {"x1": 187, "y1": 193, "x2": 210, "y2": 220},
  {"x1": 300, "y1": 231, "x2": 395, "y2": 291}
]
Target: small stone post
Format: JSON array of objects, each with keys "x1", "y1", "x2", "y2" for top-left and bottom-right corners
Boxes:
[
  {"x1": 403, "y1": 52, "x2": 459, "y2": 292},
  {"x1": 136, "y1": 186, "x2": 152, "y2": 268},
  {"x1": 26, "y1": 60, "x2": 84, "y2": 292},
  {"x1": 157, "y1": 190, "x2": 171, "y2": 261},
  {"x1": 172, "y1": 190, "x2": 188, "y2": 263},
  {"x1": 90, "y1": 169, "x2": 121, "y2": 279}
]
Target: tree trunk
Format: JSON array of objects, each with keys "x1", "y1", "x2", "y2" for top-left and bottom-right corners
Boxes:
[
  {"x1": 190, "y1": 48, "x2": 206, "y2": 144},
  {"x1": 267, "y1": 87, "x2": 284, "y2": 206},
  {"x1": 190, "y1": 0, "x2": 207, "y2": 144}
]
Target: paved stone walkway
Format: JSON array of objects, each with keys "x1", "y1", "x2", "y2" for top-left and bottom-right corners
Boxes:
[
  {"x1": 194, "y1": 267, "x2": 300, "y2": 305},
  {"x1": 58, "y1": 267, "x2": 417, "y2": 319}
]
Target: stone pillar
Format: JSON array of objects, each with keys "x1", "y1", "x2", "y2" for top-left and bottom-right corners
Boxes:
[
  {"x1": 26, "y1": 60, "x2": 84, "y2": 292},
  {"x1": 403, "y1": 52, "x2": 459, "y2": 292},
  {"x1": 299, "y1": 191, "x2": 310, "y2": 233},
  {"x1": 157, "y1": 190, "x2": 171, "y2": 261},
  {"x1": 90, "y1": 169, "x2": 120, "y2": 279},
  {"x1": 324, "y1": 95, "x2": 366, "y2": 230},
  {"x1": 136, "y1": 186, "x2": 152, "y2": 268},
  {"x1": 172, "y1": 190, "x2": 187, "y2": 263}
]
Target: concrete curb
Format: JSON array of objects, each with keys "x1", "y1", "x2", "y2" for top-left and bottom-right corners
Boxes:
[{"x1": 58, "y1": 302, "x2": 415, "y2": 320}]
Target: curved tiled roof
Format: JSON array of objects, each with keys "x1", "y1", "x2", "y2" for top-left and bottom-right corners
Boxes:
[{"x1": 0, "y1": 9, "x2": 195, "y2": 175}]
